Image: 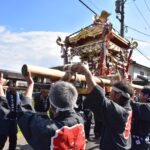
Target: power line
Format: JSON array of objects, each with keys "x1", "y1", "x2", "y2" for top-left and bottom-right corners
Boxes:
[
  {"x1": 126, "y1": 0, "x2": 134, "y2": 4},
  {"x1": 144, "y1": 0, "x2": 150, "y2": 12},
  {"x1": 132, "y1": 38, "x2": 150, "y2": 44},
  {"x1": 78, "y1": 0, "x2": 97, "y2": 15},
  {"x1": 128, "y1": 37, "x2": 150, "y2": 44},
  {"x1": 136, "y1": 48, "x2": 150, "y2": 62},
  {"x1": 113, "y1": 26, "x2": 120, "y2": 34},
  {"x1": 126, "y1": 25, "x2": 150, "y2": 37},
  {"x1": 87, "y1": 0, "x2": 100, "y2": 12},
  {"x1": 133, "y1": 0, "x2": 150, "y2": 28},
  {"x1": 126, "y1": 37, "x2": 150, "y2": 63},
  {"x1": 126, "y1": 36, "x2": 150, "y2": 44}
]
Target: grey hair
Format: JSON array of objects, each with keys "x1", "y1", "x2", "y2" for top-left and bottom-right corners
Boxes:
[{"x1": 49, "y1": 81, "x2": 78, "y2": 110}]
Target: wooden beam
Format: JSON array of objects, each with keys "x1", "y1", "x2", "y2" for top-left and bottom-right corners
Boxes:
[
  {"x1": 22, "y1": 64, "x2": 111, "y2": 85},
  {"x1": 21, "y1": 64, "x2": 143, "y2": 94},
  {"x1": 0, "y1": 69, "x2": 24, "y2": 81}
]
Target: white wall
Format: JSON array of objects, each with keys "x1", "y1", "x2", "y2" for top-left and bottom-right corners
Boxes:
[{"x1": 129, "y1": 64, "x2": 150, "y2": 80}]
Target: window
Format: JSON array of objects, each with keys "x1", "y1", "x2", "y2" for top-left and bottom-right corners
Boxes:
[
  {"x1": 147, "y1": 72, "x2": 150, "y2": 77},
  {"x1": 140, "y1": 71, "x2": 144, "y2": 76}
]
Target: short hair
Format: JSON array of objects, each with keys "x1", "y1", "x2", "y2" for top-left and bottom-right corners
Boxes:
[
  {"x1": 113, "y1": 80, "x2": 133, "y2": 100},
  {"x1": 49, "y1": 81, "x2": 78, "y2": 110},
  {"x1": 141, "y1": 87, "x2": 150, "y2": 97}
]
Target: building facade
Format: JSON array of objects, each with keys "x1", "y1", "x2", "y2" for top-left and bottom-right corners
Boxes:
[{"x1": 129, "y1": 61, "x2": 150, "y2": 84}]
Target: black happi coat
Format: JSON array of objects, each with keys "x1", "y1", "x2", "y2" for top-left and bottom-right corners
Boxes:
[
  {"x1": 0, "y1": 96, "x2": 85, "y2": 150},
  {"x1": 19, "y1": 97, "x2": 85, "y2": 150},
  {"x1": 33, "y1": 92, "x2": 50, "y2": 113},
  {"x1": 85, "y1": 85, "x2": 132, "y2": 150},
  {"x1": 130, "y1": 101, "x2": 150, "y2": 150},
  {"x1": 0, "y1": 91, "x2": 20, "y2": 135}
]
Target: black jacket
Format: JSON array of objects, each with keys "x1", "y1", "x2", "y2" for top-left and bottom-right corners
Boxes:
[
  {"x1": 130, "y1": 101, "x2": 150, "y2": 150},
  {"x1": 0, "y1": 96, "x2": 86, "y2": 150},
  {"x1": 85, "y1": 85, "x2": 132, "y2": 150},
  {"x1": 0, "y1": 93, "x2": 18, "y2": 134},
  {"x1": 131, "y1": 101, "x2": 150, "y2": 136},
  {"x1": 33, "y1": 92, "x2": 50, "y2": 113},
  {"x1": 0, "y1": 97, "x2": 85, "y2": 150}
]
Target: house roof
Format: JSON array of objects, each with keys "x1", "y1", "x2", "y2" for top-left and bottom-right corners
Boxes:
[{"x1": 131, "y1": 60, "x2": 150, "y2": 70}]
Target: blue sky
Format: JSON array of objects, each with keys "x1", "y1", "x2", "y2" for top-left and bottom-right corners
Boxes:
[{"x1": 0, "y1": 0, "x2": 150, "y2": 72}]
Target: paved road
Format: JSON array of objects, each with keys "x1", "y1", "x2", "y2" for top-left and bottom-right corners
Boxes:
[{"x1": 4, "y1": 137, "x2": 99, "y2": 150}]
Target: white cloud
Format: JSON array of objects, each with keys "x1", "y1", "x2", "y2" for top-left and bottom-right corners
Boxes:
[
  {"x1": 0, "y1": 26, "x2": 69, "y2": 72},
  {"x1": 0, "y1": 26, "x2": 6, "y2": 33},
  {"x1": 0, "y1": 25, "x2": 150, "y2": 74}
]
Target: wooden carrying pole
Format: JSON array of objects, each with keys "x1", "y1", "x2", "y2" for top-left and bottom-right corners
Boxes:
[
  {"x1": 21, "y1": 64, "x2": 111, "y2": 85},
  {"x1": 21, "y1": 64, "x2": 143, "y2": 92}
]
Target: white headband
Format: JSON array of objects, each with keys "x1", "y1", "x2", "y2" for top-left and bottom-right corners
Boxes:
[
  {"x1": 49, "y1": 98, "x2": 77, "y2": 113},
  {"x1": 112, "y1": 86, "x2": 130, "y2": 99}
]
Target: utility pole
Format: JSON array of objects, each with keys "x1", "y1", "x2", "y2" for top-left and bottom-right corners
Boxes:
[{"x1": 115, "y1": 0, "x2": 127, "y2": 37}]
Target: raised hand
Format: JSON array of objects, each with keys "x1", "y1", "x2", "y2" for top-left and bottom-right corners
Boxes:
[
  {"x1": 0, "y1": 72, "x2": 6, "y2": 86},
  {"x1": 24, "y1": 71, "x2": 34, "y2": 85},
  {"x1": 71, "y1": 63, "x2": 89, "y2": 74},
  {"x1": 0, "y1": 72, "x2": 6, "y2": 97},
  {"x1": 71, "y1": 63, "x2": 96, "y2": 93},
  {"x1": 24, "y1": 71, "x2": 34, "y2": 98}
]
